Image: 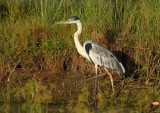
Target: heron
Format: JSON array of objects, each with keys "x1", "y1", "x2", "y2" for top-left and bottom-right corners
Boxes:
[{"x1": 56, "y1": 16, "x2": 125, "y2": 96}]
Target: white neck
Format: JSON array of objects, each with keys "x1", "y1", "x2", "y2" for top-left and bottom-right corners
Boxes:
[{"x1": 74, "y1": 20, "x2": 90, "y2": 61}]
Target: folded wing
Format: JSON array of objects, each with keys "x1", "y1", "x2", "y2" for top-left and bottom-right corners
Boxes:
[{"x1": 83, "y1": 40, "x2": 125, "y2": 75}]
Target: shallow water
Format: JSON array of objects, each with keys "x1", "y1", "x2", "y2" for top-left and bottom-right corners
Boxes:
[{"x1": 0, "y1": 102, "x2": 67, "y2": 113}]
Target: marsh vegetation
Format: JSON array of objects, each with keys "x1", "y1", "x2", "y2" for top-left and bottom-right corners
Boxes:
[{"x1": 0, "y1": 0, "x2": 160, "y2": 112}]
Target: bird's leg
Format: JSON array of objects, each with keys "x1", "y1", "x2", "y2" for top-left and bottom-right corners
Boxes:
[
  {"x1": 94, "y1": 64, "x2": 98, "y2": 104},
  {"x1": 104, "y1": 68, "x2": 115, "y2": 95}
]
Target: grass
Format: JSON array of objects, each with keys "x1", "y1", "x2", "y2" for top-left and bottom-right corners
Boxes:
[{"x1": 0, "y1": 0, "x2": 160, "y2": 112}]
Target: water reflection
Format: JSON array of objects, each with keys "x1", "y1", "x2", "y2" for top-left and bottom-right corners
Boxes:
[{"x1": 0, "y1": 102, "x2": 67, "y2": 113}]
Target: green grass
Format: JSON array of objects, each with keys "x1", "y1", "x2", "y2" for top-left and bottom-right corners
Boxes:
[{"x1": 0, "y1": 0, "x2": 160, "y2": 112}]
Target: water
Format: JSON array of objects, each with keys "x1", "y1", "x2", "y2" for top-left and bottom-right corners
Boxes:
[{"x1": 0, "y1": 102, "x2": 67, "y2": 113}]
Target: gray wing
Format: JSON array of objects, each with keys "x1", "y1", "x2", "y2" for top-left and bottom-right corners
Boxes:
[{"x1": 83, "y1": 40, "x2": 125, "y2": 75}]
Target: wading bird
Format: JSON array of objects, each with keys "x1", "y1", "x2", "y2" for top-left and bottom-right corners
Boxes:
[{"x1": 56, "y1": 16, "x2": 125, "y2": 96}]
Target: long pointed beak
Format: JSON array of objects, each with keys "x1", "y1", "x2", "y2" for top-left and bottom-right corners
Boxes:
[{"x1": 55, "y1": 20, "x2": 70, "y2": 24}]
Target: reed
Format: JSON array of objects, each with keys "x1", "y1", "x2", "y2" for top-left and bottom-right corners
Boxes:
[{"x1": 0, "y1": 0, "x2": 160, "y2": 112}]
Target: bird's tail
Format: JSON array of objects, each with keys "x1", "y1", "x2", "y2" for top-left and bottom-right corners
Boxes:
[{"x1": 118, "y1": 62, "x2": 125, "y2": 75}]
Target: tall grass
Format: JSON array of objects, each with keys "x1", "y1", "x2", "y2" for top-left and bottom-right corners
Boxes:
[{"x1": 0, "y1": 0, "x2": 160, "y2": 112}]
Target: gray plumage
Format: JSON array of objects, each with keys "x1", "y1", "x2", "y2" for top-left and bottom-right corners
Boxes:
[{"x1": 83, "y1": 40, "x2": 125, "y2": 75}]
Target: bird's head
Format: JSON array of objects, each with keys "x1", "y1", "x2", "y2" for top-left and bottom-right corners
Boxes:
[{"x1": 55, "y1": 16, "x2": 80, "y2": 24}]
